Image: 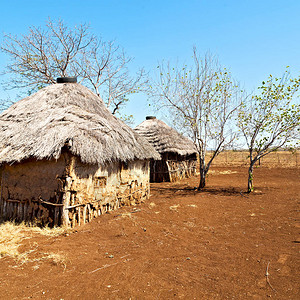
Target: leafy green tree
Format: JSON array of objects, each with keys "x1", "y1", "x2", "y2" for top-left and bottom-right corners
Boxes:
[
  {"x1": 238, "y1": 70, "x2": 300, "y2": 192},
  {"x1": 149, "y1": 48, "x2": 241, "y2": 190}
]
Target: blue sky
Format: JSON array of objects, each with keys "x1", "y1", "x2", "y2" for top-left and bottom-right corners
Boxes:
[{"x1": 0, "y1": 0, "x2": 299, "y2": 126}]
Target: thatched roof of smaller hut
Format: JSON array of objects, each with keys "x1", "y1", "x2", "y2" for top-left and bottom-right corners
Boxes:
[
  {"x1": 135, "y1": 117, "x2": 197, "y2": 156},
  {"x1": 0, "y1": 83, "x2": 160, "y2": 165}
]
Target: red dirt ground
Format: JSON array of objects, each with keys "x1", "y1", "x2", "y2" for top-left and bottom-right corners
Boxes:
[{"x1": 0, "y1": 166, "x2": 299, "y2": 299}]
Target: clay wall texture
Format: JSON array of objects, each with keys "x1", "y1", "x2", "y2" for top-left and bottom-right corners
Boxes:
[
  {"x1": 1, "y1": 156, "x2": 66, "y2": 201},
  {"x1": 0, "y1": 156, "x2": 67, "y2": 226},
  {"x1": 66, "y1": 157, "x2": 150, "y2": 227},
  {"x1": 0, "y1": 153, "x2": 150, "y2": 227},
  {"x1": 150, "y1": 153, "x2": 197, "y2": 182}
]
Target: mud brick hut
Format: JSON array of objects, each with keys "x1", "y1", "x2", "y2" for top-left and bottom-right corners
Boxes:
[
  {"x1": 135, "y1": 117, "x2": 197, "y2": 182},
  {"x1": 0, "y1": 78, "x2": 160, "y2": 227}
]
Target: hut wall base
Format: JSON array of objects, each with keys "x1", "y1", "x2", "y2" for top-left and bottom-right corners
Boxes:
[{"x1": 65, "y1": 183, "x2": 150, "y2": 228}]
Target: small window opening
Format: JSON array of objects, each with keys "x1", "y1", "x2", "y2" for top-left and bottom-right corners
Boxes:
[{"x1": 94, "y1": 176, "x2": 107, "y2": 188}]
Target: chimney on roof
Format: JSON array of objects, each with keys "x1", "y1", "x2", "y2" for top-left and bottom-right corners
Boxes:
[
  {"x1": 56, "y1": 77, "x2": 77, "y2": 83},
  {"x1": 146, "y1": 116, "x2": 156, "y2": 120}
]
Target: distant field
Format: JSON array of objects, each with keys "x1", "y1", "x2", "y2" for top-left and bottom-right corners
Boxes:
[{"x1": 206, "y1": 150, "x2": 300, "y2": 168}]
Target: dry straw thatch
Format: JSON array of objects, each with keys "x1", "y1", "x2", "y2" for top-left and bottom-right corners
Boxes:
[
  {"x1": 0, "y1": 83, "x2": 160, "y2": 165},
  {"x1": 135, "y1": 117, "x2": 197, "y2": 156}
]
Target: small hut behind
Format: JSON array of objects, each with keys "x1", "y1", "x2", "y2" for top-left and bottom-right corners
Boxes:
[
  {"x1": 0, "y1": 79, "x2": 160, "y2": 227},
  {"x1": 135, "y1": 117, "x2": 197, "y2": 182}
]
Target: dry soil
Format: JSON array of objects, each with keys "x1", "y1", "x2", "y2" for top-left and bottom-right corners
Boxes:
[{"x1": 0, "y1": 166, "x2": 299, "y2": 299}]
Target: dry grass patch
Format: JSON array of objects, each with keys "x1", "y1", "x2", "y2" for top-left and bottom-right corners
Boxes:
[
  {"x1": 187, "y1": 204, "x2": 197, "y2": 208},
  {"x1": 38, "y1": 252, "x2": 67, "y2": 269},
  {"x1": 149, "y1": 202, "x2": 156, "y2": 209},
  {"x1": 208, "y1": 169, "x2": 238, "y2": 175},
  {"x1": 169, "y1": 204, "x2": 180, "y2": 211},
  {"x1": 120, "y1": 212, "x2": 134, "y2": 219},
  {"x1": 0, "y1": 222, "x2": 69, "y2": 266},
  {"x1": 15, "y1": 251, "x2": 68, "y2": 269},
  {"x1": 0, "y1": 222, "x2": 29, "y2": 259},
  {"x1": 185, "y1": 221, "x2": 196, "y2": 228}
]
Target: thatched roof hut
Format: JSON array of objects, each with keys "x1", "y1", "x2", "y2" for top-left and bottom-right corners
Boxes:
[
  {"x1": 0, "y1": 83, "x2": 159, "y2": 165},
  {"x1": 0, "y1": 79, "x2": 160, "y2": 227},
  {"x1": 135, "y1": 117, "x2": 197, "y2": 182}
]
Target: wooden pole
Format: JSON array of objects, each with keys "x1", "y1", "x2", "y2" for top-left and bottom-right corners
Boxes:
[
  {"x1": 0, "y1": 168, "x2": 3, "y2": 218},
  {"x1": 78, "y1": 206, "x2": 81, "y2": 226},
  {"x1": 83, "y1": 205, "x2": 87, "y2": 224},
  {"x1": 62, "y1": 178, "x2": 72, "y2": 227},
  {"x1": 87, "y1": 204, "x2": 91, "y2": 222},
  {"x1": 54, "y1": 206, "x2": 59, "y2": 226},
  {"x1": 61, "y1": 155, "x2": 75, "y2": 227},
  {"x1": 3, "y1": 200, "x2": 7, "y2": 219}
]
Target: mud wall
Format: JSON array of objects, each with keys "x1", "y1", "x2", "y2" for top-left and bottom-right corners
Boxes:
[
  {"x1": 166, "y1": 159, "x2": 197, "y2": 182},
  {"x1": 64, "y1": 158, "x2": 150, "y2": 227},
  {"x1": 0, "y1": 155, "x2": 68, "y2": 226},
  {"x1": 151, "y1": 153, "x2": 197, "y2": 182},
  {"x1": 0, "y1": 153, "x2": 151, "y2": 227},
  {"x1": 150, "y1": 160, "x2": 170, "y2": 182},
  {"x1": 0, "y1": 166, "x2": 3, "y2": 200}
]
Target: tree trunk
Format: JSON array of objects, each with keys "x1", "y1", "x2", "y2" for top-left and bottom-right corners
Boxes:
[
  {"x1": 247, "y1": 163, "x2": 254, "y2": 193},
  {"x1": 198, "y1": 172, "x2": 206, "y2": 190},
  {"x1": 198, "y1": 158, "x2": 206, "y2": 190}
]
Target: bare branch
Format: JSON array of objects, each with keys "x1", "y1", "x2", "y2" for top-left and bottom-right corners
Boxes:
[
  {"x1": 0, "y1": 18, "x2": 147, "y2": 116},
  {"x1": 149, "y1": 48, "x2": 242, "y2": 190}
]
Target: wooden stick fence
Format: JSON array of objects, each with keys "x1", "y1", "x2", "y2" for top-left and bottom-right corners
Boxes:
[{"x1": 0, "y1": 187, "x2": 149, "y2": 227}]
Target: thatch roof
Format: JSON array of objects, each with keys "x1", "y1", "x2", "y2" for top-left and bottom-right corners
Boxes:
[
  {"x1": 0, "y1": 83, "x2": 160, "y2": 165},
  {"x1": 135, "y1": 117, "x2": 197, "y2": 156}
]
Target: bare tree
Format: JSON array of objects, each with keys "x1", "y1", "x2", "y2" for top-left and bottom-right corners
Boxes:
[
  {"x1": 0, "y1": 18, "x2": 147, "y2": 117},
  {"x1": 238, "y1": 70, "x2": 300, "y2": 192},
  {"x1": 149, "y1": 48, "x2": 241, "y2": 190}
]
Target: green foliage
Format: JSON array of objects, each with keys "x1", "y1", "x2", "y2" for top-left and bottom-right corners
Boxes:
[
  {"x1": 238, "y1": 70, "x2": 300, "y2": 156},
  {"x1": 238, "y1": 69, "x2": 300, "y2": 192},
  {"x1": 118, "y1": 114, "x2": 134, "y2": 126}
]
